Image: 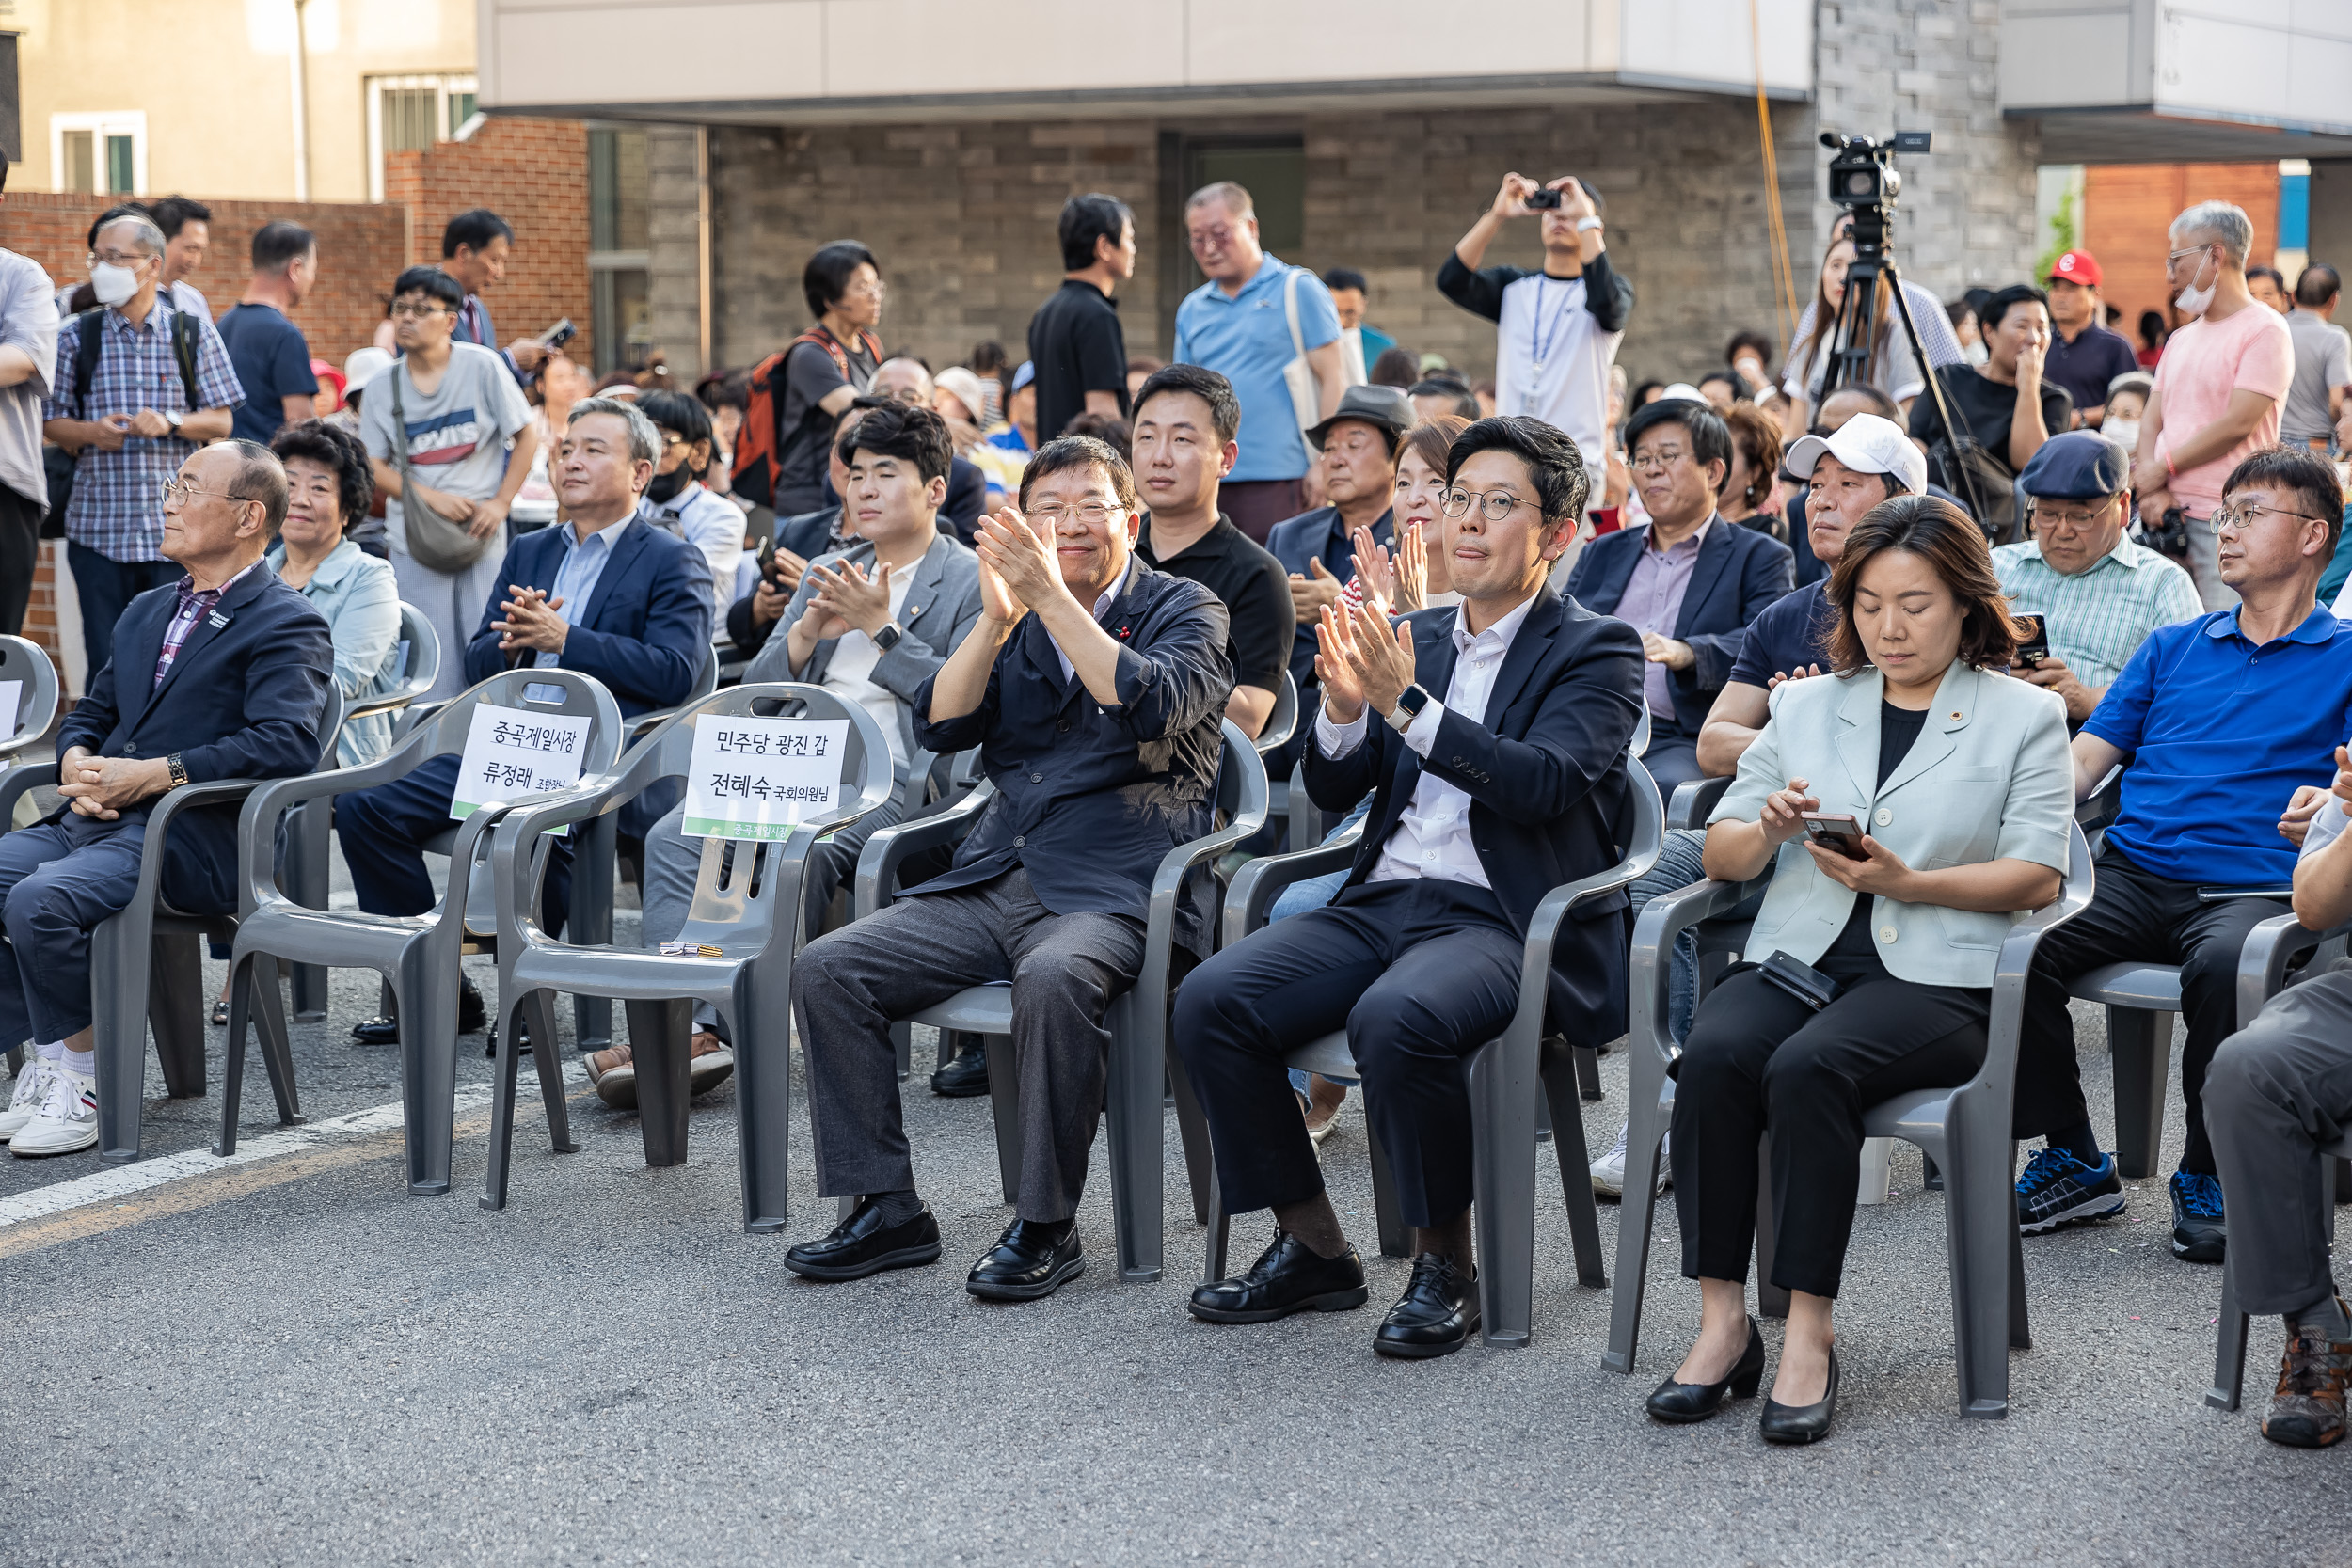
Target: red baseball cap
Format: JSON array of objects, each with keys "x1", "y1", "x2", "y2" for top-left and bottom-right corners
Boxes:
[{"x1": 2048, "y1": 249, "x2": 2103, "y2": 286}]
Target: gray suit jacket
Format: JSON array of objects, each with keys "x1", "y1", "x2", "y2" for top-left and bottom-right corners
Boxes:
[{"x1": 743, "y1": 531, "x2": 984, "y2": 780}]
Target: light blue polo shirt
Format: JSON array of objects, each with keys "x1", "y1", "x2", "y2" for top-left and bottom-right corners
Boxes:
[
  {"x1": 1171, "y1": 254, "x2": 1341, "y2": 483},
  {"x1": 2087, "y1": 605, "x2": 2352, "y2": 885}
]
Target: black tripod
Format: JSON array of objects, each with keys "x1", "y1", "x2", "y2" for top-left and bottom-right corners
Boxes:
[{"x1": 1820, "y1": 206, "x2": 2002, "y2": 536}]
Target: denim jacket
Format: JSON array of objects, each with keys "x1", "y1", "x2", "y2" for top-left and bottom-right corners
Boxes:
[{"x1": 266, "y1": 537, "x2": 403, "y2": 767}]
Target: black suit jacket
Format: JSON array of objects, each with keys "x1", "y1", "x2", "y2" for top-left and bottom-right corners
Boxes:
[
  {"x1": 56, "y1": 564, "x2": 335, "y2": 912},
  {"x1": 1303, "y1": 586, "x2": 1645, "y2": 1042},
  {"x1": 914, "y1": 560, "x2": 1234, "y2": 958},
  {"x1": 1564, "y1": 518, "x2": 1792, "y2": 736}
]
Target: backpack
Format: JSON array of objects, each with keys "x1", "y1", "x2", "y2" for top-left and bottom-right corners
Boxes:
[
  {"x1": 42, "y1": 306, "x2": 203, "y2": 537},
  {"x1": 730, "y1": 325, "x2": 881, "y2": 510}
]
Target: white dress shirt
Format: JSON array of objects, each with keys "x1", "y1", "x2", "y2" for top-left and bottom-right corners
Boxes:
[
  {"x1": 1313, "y1": 592, "x2": 1540, "y2": 889},
  {"x1": 1051, "y1": 561, "x2": 1131, "y2": 682}
]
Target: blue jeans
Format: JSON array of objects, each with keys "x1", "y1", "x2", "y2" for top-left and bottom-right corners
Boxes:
[
  {"x1": 1275, "y1": 798, "x2": 1373, "y2": 1094},
  {"x1": 1629, "y1": 828, "x2": 1710, "y2": 1048}
]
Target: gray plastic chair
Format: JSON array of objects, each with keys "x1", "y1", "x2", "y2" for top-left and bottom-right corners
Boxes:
[
  {"x1": 1605, "y1": 820, "x2": 2095, "y2": 1418},
  {"x1": 217, "y1": 669, "x2": 625, "y2": 1193},
  {"x1": 1257, "y1": 670, "x2": 1298, "y2": 756},
  {"x1": 1192, "y1": 756, "x2": 1665, "y2": 1347},
  {"x1": 480, "y1": 684, "x2": 894, "y2": 1228},
  {"x1": 284, "y1": 602, "x2": 443, "y2": 1019},
  {"x1": 2210, "y1": 1125, "x2": 2352, "y2": 1411},
  {"x1": 851, "y1": 720, "x2": 1270, "y2": 1282},
  {"x1": 0, "y1": 636, "x2": 65, "y2": 1077}
]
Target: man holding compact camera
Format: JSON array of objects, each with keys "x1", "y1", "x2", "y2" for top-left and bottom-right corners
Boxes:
[{"x1": 1993, "y1": 430, "x2": 2202, "y2": 723}]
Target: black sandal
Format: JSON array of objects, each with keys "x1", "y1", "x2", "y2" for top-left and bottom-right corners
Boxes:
[{"x1": 210, "y1": 1001, "x2": 230, "y2": 1027}]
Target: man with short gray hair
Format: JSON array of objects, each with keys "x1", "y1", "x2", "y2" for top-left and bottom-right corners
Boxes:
[
  {"x1": 2130, "y1": 199, "x2": 2296, "y2": 608},
  {"x1": 41, "y1": 210, "x2": 244, "y2": 675}
]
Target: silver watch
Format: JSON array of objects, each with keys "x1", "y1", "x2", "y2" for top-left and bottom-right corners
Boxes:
[
  {"x1": 164, "y1": 408, "x2": 184, "y2": 433},
  {"x1": 872, "y1": 621, "x2": 904, "y2": 653}
]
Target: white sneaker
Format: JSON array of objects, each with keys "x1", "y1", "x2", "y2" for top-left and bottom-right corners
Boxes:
[
  {"x1": 10, "y1": 1068, "x2": 97, "y2": 1157},
  {"x1": 1591, "y1": 1120, "x2": 1670, "y2": 1196},
  {"x1": 0, "y1": 1059, "x2": 56, "y2": 1141}
]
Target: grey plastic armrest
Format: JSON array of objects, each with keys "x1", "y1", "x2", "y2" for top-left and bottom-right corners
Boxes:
[
  {"x1": 1667, "y1": 776, "x2": 1733, "y2": 833},
  {"x1": 128, "y1": 777, "x2": 265, "y2": 915},
  {"x1": 1221, "y1": 822, "x2": 1366, "y2": 947},
  {"x1": 2236, "y1": 911, "x2": 2350, "y2": 1031},
  {"x1": 1974, "y1": 848, "x2": 2096, "y2": 1104},
  {"x1": 852, "y1": 781, "x2": 995, "y2": 917},
  {"x1": 1501, "y1": 848, "x2": 1663, "y2": 1050},
  {"x1": 0, "y1": 760, "x2": 59, "y2": 821}
]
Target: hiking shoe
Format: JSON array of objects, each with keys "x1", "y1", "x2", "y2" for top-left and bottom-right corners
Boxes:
[
  {"x1": 1591, "y1": 1120, "x2": 1669, "y2": 1196},
  {"x1": 0, "y1": 1058, "x2": 56, "y2": 1141},
  {"x1": 10, "y1": 1068, "x2": 98, "y2": 1157},
  {"x1": 2016, "y1": 1147, "x2": 2124, "y2": 1233},
  {"x1": 2169, "y1": 1171, "x2": 2227, "y2": 1263},
  {"x1": 2264, "y1": 1300, "x2": 2352, "y2": 1449}
]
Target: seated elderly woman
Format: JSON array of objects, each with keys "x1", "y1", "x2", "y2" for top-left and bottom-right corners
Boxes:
[
  {"x1": 267, "y1": 420, "x2": 404, "y2": 766},
  {"x1": 1647, "y1": 495, "x2": 2072, "y2": 1444}
]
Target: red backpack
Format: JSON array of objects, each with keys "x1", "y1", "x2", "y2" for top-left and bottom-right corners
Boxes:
[{"x1": 732, "y1": 325, "x2": 882, "y2": 510}]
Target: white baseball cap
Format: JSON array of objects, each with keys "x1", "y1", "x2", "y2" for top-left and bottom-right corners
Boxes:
[
  {"x1": 342, "y1": 346, "x2": 393, "y2": 395},
  {"x1": 1783, "y1": 413, "x2": 1927, "y2": 498}
]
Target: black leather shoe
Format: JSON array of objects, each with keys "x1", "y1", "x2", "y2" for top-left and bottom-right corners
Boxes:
[
  {"x1": 1373, "y1": 1252, "x2": 1480, "y2": 1358},
  {"x1": 1759, "y1": 1346, "x2": 1840, "y2": 1445},
  {"x1": 782, "y1": 1199, "x2": 943, "y2": 1282},
  {"x1": 930, "y1": 1041, "x2": 991, "y2": 1098},
  {"x1": 965, "y1": 1218, "x2": 1084, "y2": 1300},
  {"x1": 351, "y1": 976, "x2": 486, "y2": 1046},
  {"x1": 1645, "y1": 1316, "x2": 1767, "y2": 1423},
  {"x1": 351, "y1": 1012, "x2": 397, "y2": 1046},
  {"x1": 1189, "y1": 1231, "x2": 1369, "y2": 1323}
]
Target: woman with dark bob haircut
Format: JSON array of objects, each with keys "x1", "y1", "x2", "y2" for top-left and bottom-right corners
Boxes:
[
  {"x1": 1645, "y1": 495, "x2": 2073, "y2": 1444},
  {"x1": 266, "y1": 419, "x2": 404, "y2": 768}
]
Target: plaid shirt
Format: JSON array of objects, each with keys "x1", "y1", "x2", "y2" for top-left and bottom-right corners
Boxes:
[
  {"x1": 153, "y1": 559, "x2": 263, "y2": 689},
  {"x1": 44, "y1": 294, "x2": 244, "y2": 563},
  {"x1": 1993, "y1": 533, "x2": 2209, "y2": 689}
]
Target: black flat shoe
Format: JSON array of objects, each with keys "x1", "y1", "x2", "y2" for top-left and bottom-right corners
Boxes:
[
  {"x1": 1373, "y1": 1252, "x2": 1479, "y2": 1358},
  {"x1": 965, "y1": 1218, "x2": 1084, "y2": 1301},
  {"x1": 1759, "y1": 1346, "x2": 1840, "y2": 1445},
  {"x1": 782, "y1": 1199, "x2": 943, "y2": 1282},
  {"x1": 351, "y1": 976, "x2": 486, "y2": 1046},
  {"x1": 351, "y1": 1013, "x2": 398, "y2": 1046},
  {"x1": 930, "y1": 1043, "x2": 991, "y2": 1098},
  {"x1": 1645, "y1": 1316, "x2": 1766, "y2": 1423},
  {"x1": 1189, "y1": 1230, "x2": 1369, "y2": 1323}
]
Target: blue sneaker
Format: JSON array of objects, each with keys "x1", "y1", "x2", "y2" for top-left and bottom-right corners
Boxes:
[
  {"x1": 2169, "y1": 1171, "x2": 2226, "y2": 1263},
  {"x1": 2016, "y1": 1147, "x2": 2125, "y2": 1234}
]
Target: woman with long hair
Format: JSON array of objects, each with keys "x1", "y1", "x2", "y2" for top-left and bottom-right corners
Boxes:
[{"x1": 1779, "y1": 236, "x2": 1925, "y2": 439}]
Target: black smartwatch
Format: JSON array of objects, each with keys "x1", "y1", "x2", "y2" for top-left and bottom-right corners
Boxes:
[
  {"x1": 872, "y1": 622, "x2": 904, "y2": 653},
  {"x1": 1385, "y1": 684, "x2": 1432, "y2": 733}
]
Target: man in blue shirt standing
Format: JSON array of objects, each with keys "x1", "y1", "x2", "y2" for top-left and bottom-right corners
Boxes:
[
  {"x1": 2013, "y1": 446, "x2": 2352, "y2": 1264},
  {"x1": 216, "y1": 221, "x2": 320, "y2": 447},
  {"x1": 1171, "y1": 182, "x2": 1343, "y2": 545}
]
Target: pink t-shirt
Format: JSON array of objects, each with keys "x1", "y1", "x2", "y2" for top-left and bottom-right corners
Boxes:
[{"x1": 2152, "y1": 300, "x2": 2294, "y2": 514}]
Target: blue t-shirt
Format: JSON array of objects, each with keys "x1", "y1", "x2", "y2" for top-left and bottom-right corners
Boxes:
[
  {"x1": 1727, "y1": 579, "x2": 1836, "y2": 688},
  {"x1": 216, "y1": 302, "x2": 319, "y2": 445},
  {"x1": 1171, "y1": 256, "x2": 1341, "y2": 483},
  {"x1": 2086, "y1": 606, "x2": 2352, "y2": 885}
]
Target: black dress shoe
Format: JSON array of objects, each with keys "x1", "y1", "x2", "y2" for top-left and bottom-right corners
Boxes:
[
  {"x1": 1189, "y1": 1231, "x2": 1369, "y2": 1323},
  {"x1": 351, "y1": 976, "x2": 487, "y2": 1046},
  {"x1": 1759, "y1": 1346, "x2": 1840, "y2": 1445},
  {"x1": 1373, "y1": 1252, "x2": 1480, "y2": 1358},
  {"x1": 930, "y1": 1041, "x2": 991, "y2": 1098},
  {"x1": 965, "y1": 1218, "x2": 1084, "y2": 1301},
  {"x1": 485, "y1": 1007, "x2": 532, "y2": 1058},
  {"x1": 1645, "y1": 1316, "x2": 1767, "y2": 1423},
  {"x1": 782, "y1": 1199, "x2": 943, "y2": 1282}
]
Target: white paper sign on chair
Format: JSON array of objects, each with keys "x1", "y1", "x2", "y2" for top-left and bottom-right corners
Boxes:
[
  {"x1": 448, "y1": 705, "x2": 593, "y2": 823},
  {"x1": 683, "y1": 717, "x2": 850, "y2": 840}
]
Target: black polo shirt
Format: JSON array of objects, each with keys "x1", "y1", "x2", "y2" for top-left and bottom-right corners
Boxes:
[
  {"x1": 1137, "y1": 512, "x2": 1292, "y2": 696},
  {"x1": 1028, "y1": 278, "x2": 1129, "y2": 447}
]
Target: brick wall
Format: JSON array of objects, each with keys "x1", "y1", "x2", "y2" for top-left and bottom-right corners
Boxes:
[
  {"x1": 1, "y1": 191, "x2": 407, "y2": 369},
  {"x1": 2086, "y1": 164, "x2": 2281, "y2": 342},
  {"x1": 386, "y1": 116, "x2": 593, "y2": 363}
]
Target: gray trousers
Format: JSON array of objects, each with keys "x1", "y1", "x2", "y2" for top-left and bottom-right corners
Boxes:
[
  {"x1": 790, "y1": 867, "x2": 1146, "y2": 1223},
  {"x1": 2205, "y1": 969, "x2": 2352, "y2": 1316}
]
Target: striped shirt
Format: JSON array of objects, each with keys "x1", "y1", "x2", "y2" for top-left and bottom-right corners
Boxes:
[
  {"x1": 44, "y1": 294, "x2": 245, "y2": 563},
  {"x1": 154, "y1": 559, "x2": 263, "y2": 689},
  {"x1": 1992, "y1": 533, "x2": 2206, "y2": 689}
]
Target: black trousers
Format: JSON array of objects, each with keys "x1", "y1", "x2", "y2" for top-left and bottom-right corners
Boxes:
[
  {"x1": 0, "y1": 486, "x2": 39, "y2": 638},
  {"x1": 1172, "y1": 877, "x2": 1524, "y2": 1229},
  {"x1": 1671, "y1": 963, "x2": 1988, "y2": 1300},
  {"x1": 2012, "y1": 843, "x2": 2288, "y2": 1174},
  {"x1": 1641, "y1": 709, "x2": 1706, "y2": 797}
]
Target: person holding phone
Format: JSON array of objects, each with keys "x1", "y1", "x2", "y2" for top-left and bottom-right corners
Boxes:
[{"x1": 1650, "y1": 496, "x2": 2071, "y2": 1443}]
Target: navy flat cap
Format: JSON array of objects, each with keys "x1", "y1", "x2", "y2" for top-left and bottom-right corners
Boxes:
[{"x1": 2020, "y1": 430, "x2": 2129, "y2": 499}]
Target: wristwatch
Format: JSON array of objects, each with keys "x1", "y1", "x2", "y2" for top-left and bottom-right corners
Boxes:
[
  {"x1": 873, "y1": 621, "x2": 904, "y2": 654},
  {"x1": 166, "y1": 753, "x2": 189, "y2": 788},
  {"x1": 164, "y1": 409, "x2": 184, "y2": 433},
  {"x1": 1385, "y1": 684, "x2": 1432, "y2": 733}
]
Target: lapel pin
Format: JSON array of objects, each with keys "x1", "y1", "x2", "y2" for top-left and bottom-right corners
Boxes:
[{"x1": 1117, "y1": 626, "x2": 1130, "y2": 639}]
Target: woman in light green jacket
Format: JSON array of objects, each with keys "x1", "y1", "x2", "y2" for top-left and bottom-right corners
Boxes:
[{"x1": 267, "y1": 420, "x2": 403, "y2": 768}]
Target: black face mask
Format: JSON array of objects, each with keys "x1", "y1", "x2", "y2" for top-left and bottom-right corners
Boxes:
[{"x1": 645, "y1": 467, "x2": 690, "y2": 506}]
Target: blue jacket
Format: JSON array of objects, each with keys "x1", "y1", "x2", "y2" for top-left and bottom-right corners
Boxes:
[
  {"x1": 1564, "y1": 517, "x2": 1793, "y2": 736},
  {"x1": 1303, "y1": 586, "x2": 1645, "y2": 1043},
  {"x1": 56, "y1": 563, "x2": 335, "y2": 913},
  {"x1": 1264, "y1": 504, "x2": 1394, "y2": 693},
  {"x1": 913, "y1": 560, "x2": 1234, "y2": 958},
  {"x1": 463, "y1": 515, "x2": 714, "y2": 837}
]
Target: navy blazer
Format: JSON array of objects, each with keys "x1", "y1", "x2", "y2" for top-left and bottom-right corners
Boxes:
[
  {"x1": 1302, "y1": 586, "x2": 1645, "y2": 1043},
  {"x1": 56, "y1": 564, "x2": 335, "y2": 912},
  {"x1": 1564, "y1": 517, "x2": 1793, "y2": 736},
  {"x1": 464, "y1": 515, "x2": 714, "y2": 838},
  {"x1": 913, "y1": 559, "x2": 1234, "y2": 958},
  {"x1": 1264, "y1": 504, "x2": 1394, "y2": 692}
]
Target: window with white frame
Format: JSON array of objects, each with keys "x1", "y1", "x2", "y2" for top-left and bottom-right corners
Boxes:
[
  {"x1": 365, "y1": 74, "x2": 478, "y2": 201},
  {"x1": 588, "y1": 126, "x2": 651, "y2": 373},
  {"x1": 50, "y1": 112, "x2": 146, "y2": 196}
]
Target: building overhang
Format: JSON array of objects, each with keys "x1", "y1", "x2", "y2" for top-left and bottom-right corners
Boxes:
[{"x1": 2011, "y1": 107, "x2": 2352, "y2": 166}]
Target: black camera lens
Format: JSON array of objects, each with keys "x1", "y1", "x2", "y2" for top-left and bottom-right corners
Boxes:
[{"x1": 1843, "y1": 170, "x2": 1877, "y2": 198}]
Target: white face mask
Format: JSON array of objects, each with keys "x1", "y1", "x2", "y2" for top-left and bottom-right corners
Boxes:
[
  {"x1": 2172, "y1": 248, "x2": 2218, "y2": 318},
  {"x1": 87, "y1": 260, "x2": 139, "y2": 308},
  {"x1": 2103, "y1": 417, "x2": 2140, "y2": 451},
  {"x1": 1963, "y1": 339, "x2": 1990, "y2": 367}
]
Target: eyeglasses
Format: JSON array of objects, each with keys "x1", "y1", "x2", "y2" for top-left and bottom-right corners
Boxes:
[
  {"x1": 389, "y1": 302, "x2": 451, "y2": 320},
  {"x1": 2210, "y1": 501, "x2": 2336, "y2": 536},
  {"x1": 1629, "y1": 447, "x2": 1688, "y2": 473},
  {"x1": 2165, "y1": 244, "x2": 2216, "y2": 269},
  {"x1": 657, "y1": 433, "x2": 691, "y2": 450},
  {"x1": 160, "y1": 479, "x2": 259, "y2": 508},
  {"x1": 1441, "y1": 488, "x2": 1534, "y2": 522},
  {"x1": 2026, "y1": 495, "x2": 2120, "y2": 532},
  {"x1": 1186, "y1": 225, "x2": 1242, "y2": 251},
  {"x1": 1028, "y1": 501, "x2": 1126, "y2": 526},
  {"x1": 87, "y1": 249, "x2": 149, "y2": 269}
]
